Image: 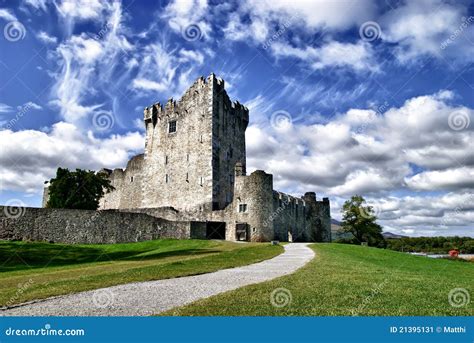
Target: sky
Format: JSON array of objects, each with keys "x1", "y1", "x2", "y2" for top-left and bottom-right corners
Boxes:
[{"x1": 0, "y1": 0, "x2": 473, "y2": 237}]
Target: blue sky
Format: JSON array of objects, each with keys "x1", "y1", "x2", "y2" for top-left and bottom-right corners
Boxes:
[{"x1": 0, "y1": 0, "x2": 473, "y2": 237}]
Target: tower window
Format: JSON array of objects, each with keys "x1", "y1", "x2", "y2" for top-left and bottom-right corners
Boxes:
[
  {"x1": 165, "y1": 174, "x2": 169, "y2": 183},
  {"x1": 200, "y1": 177, "x2": 203, "y2": 186},
  {"x1": 239, "y1": 204, "x2": 248, "y2": 213},
  {"x1": 130, "y1": 176, "x2": 134, "y2": 183},
  {"x1": 168, "y1": 120, "x2": 177, "y2": 133},
  {"x1": 187, "y1": 153, "x2": 189, "y2": 162},
  {"x1": 186, "y1": 172, "x2": 189, "y2": 182},
  {"x1": 165, "y1": 155, "x2": 168, "y2": 164}
]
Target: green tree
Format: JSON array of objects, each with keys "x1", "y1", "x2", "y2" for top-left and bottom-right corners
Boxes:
[
  {"x1": 46, "y1": 168, "x2": 114, "y2": 210},
  {"x1": 341, "y1": 195, "x2": 385, "y2": 247}
]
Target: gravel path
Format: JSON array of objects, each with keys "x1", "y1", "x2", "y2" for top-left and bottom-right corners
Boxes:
[{"x1": 1, "y1": 243, "x2": 314, "y2": 316}]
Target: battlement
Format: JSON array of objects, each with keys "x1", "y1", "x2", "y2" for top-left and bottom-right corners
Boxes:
[{"x1": 143, "y1": 73, "x2": 249, "y2": 130}]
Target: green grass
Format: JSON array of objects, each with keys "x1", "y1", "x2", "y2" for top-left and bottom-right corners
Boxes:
[
  {"x1": 166, "y1": 243, "x2": 474, "y2": 316},
  {"x1": 0, "y1": 239, "x2": 283, "y2": 307}
]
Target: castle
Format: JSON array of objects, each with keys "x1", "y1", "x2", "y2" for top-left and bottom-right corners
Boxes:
[{"x1": 46, "y1": 74, "x2": 331, "y2": 242}]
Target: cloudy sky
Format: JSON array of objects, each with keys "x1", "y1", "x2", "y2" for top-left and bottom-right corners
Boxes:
[{"x1": 0, "y1": 0, "x2": 473, "y2": 237}]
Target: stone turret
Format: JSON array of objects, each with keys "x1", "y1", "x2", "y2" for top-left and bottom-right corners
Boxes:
[{"x1": 234, "y1": 170, "x2": 274, "y2": 242}]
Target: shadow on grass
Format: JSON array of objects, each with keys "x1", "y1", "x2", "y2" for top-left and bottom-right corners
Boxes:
[{"x1": 0, "y1": 241, "x2": 220, "y2": 273}]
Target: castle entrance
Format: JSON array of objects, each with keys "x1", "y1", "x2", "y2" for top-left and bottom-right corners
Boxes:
[
  {"x1": 206, "y1": 221, "x2": 226, "y2": 240},
  {"x1": 235, "y1": 223, "x2": 249, "y2": 241}
]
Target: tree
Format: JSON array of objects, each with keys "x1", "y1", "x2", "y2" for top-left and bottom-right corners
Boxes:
[
  {"x1": 341, "y1": 195, "x2": 385, "y2": 247},
  {"x1": 46, "y1": 168, "x2": 114, "y2": 210}
]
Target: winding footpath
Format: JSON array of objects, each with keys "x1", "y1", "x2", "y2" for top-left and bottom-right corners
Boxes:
[{"x1": 1, "y1": 243, "x2": 314, "y2": 316}]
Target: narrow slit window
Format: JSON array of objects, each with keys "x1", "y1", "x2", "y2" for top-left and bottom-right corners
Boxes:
[
  {"x1": 168, "y1": 120, "x2": 177, "y2": 133},
  {"x1": 165, "y1": 174, "x2": 169, "y2": 183}
]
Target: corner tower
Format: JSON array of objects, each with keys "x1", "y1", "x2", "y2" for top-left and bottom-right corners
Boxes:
[{"x1": 141, "y1": 73, "x2": 248, "y2": 211}]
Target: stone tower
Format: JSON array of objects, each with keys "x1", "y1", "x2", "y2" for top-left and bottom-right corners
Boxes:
[
  {"x1": 46, "y1": 73, "x2": 332, "y2": 243},
  {"x1": 141, "y1": 74, "x2": 249, "y2": 212}
]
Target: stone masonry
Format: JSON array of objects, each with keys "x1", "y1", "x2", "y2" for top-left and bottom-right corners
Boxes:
[{"x1": 43, "y1": 73, "x2": 331, "y2": 243}]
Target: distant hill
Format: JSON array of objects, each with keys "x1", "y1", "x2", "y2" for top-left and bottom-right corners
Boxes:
[
  {"x1": 330, "y1": 218, "x2": 407, "y2": 240},
  {"x1": 382, "y1": 232, "x2": 408, "y2": 239},
  {"x1": 330, "y1": 219, "x2": 351, "y2": 240}
]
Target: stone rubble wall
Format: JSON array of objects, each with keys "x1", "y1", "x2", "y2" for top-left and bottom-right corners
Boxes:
[{"x1": 0, "y1": 206, "x2": 194, "y2": 244}]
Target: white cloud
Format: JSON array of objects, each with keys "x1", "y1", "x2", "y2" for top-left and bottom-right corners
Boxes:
[
  {"x1": 247, "y1": 90, "x2": 473, "y2": 200},
  {"x1": 18, "y1": 102, "x2": 42, "y2": 111},
  {"x1": 405, "y1": 167, "x2": 474, "y2": 191},
  {"x1": 130, "y1": 42, "x2": 198, "y2": 99},
  {"x1": 163, "y1": 0, "x2": 212, "y2": 39},
  {"x1": 132, "y1": 79, "x2": 167, "y2": 92},
  {"x1": 24, "y1": 0, "x2": 47, "y2": 11},
  {"x1": 36, "y1": 31, "x2": 58, "y2": 44},
  {"x1": 178, "y1": 49, "x2": 204, "y2": 65},
  {"x1": 0, "y1": 103, "x2": 13, "y2": 113},
  {"x1": 382, "y1": 0, "x2": 474, "y2": 63},
  {"x1": 0, "y1": 8, "x2": 17, "y2": 21},
  {"x1": 50, "y1": 1, "x2": 133, "y2": 124},
  {"x1": 271, "y1": 41, "x2": 377, "y2": 72},
  {"x1": 0, "y1": 122, "x2": 144, "y2": 193},
  {"x1": 224, "y1": 0, "x2": 375, "y2": 44},
  {"x1": 54, "y1": 0, "x2": 107, "y2": 21}
]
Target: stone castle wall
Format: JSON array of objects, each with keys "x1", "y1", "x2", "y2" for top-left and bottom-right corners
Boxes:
[
  {"x1": 271, "y1": 191, "x2": 307, "y2": 242},
  {"x1": 0, "y1": 206, "x2": 198, "y2": 244},
  {"x1": 41, "y1": 73, "x2": 332, "y2": 243}
]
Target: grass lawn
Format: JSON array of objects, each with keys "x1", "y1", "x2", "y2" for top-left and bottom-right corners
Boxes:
[
  {"x1": 0, "y1": 239, "x2": 283, "y2": 307},
  {"x1": 167, "y1": 243, "x2": 473, "y2": 316}
]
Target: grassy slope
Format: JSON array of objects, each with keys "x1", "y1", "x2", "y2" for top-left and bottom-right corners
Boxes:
[
  {"x1": 0, "y1": 239, "x2": 283, "y2": 307},
  {"x1": 167, "y1": 243, "x2": 473, "y2": 316}
]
